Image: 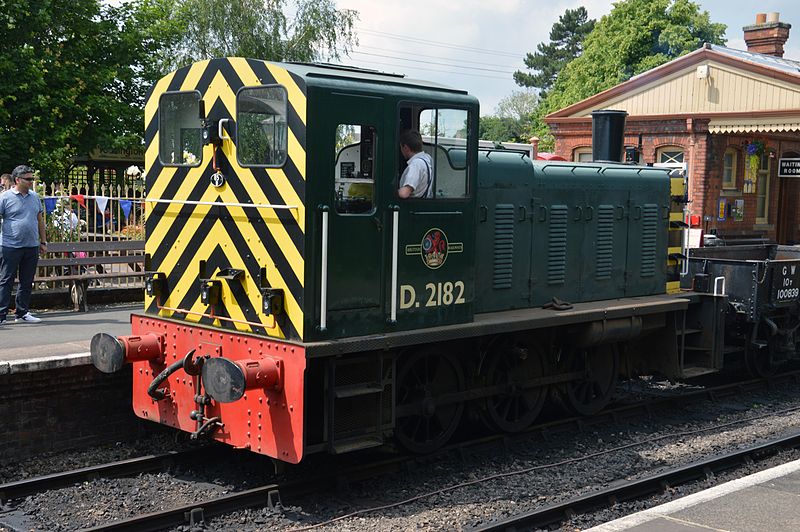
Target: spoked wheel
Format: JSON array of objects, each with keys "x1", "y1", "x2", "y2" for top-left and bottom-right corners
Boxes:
[
  {"x1": 484, "y1": 344, "x2": 548, "y2": 432},
  {"x1": 559, "y1": 344, "x2": 618, "y2": 416},
  {"x1": 395, "y1": 350, "x2": 465, "y2": 453}
]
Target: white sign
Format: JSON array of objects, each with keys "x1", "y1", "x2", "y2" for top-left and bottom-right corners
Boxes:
[{"x1": 778, "y1": 158, "x2": 800, "y2": 177}]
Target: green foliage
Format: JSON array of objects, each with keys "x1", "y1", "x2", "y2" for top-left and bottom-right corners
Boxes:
[
  {"x1": 514, "y1": 7, "x2": 595, "y2": 96},
  {"x1": 173, "y1": 0, "x2": 357, "y2": 65},
  {"x1": 533, "y1": 0, "x2": 726, "y2": 150},
  {"x1": 480, "y1": 90, "x2": 538, "y2": 143},
  {"x1": 541, "y1": 0, "x2": 726, "y2": 116},
  {"x1": 0, "y1": 0, "x2": 357, "y2": 179},
  {"x1": 0, "y1": 0, "x2": 122, "y2": 178}
]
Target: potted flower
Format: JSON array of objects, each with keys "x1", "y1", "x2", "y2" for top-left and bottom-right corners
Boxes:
[{"x1": 745, "y1": 140, "x2": 766, "y2": 182}]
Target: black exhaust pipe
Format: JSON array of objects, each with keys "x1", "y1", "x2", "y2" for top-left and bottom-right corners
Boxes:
[{"x1": 591, "y1": 109, "x2": 628, "y2": 163}]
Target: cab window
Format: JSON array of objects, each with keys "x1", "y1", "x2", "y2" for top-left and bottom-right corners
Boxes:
[
  {"x1": 400, "y1": 106, "x2": 470, "y2": 199},
  {"x1": 237, "y1": 85, "x2": 288, "y2": 167},
  {"x1": 159, "y1": 91, "x2": 203, "y2": 167},
  {"x1": 334, "y1": 124, "x2": 376, "y2": 214}
]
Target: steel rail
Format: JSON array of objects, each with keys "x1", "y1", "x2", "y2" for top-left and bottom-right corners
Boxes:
[
  {"x1": 0, "y1": 447, "x2": 212, "y2": 504},
  {"x1": 470, "y1": 430, "x2": 800, "y2": 532}
]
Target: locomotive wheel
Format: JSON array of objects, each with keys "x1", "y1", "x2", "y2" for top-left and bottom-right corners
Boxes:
[
  {"x1": 484, "y1": 345, "x2": 547, "y2": 433},
  {"x1": 395, "y1": 350, "x2": 465, "y2": 453},
  {"x1": 559, "y1": 344, "x2": 618, "y2": 416}
]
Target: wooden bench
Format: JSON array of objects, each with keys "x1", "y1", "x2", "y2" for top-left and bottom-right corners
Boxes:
[{"x1": 34, "y1": 240, "x2": 145, "y2": 311}]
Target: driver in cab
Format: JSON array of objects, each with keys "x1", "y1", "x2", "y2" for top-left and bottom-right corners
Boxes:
[{"x1": 397, "y1": 129, "x2": 433, "y2": 199}]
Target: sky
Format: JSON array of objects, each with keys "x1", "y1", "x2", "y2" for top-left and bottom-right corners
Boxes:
[{"x1": 334, "y1": 1, "x2": 800, "y2": 116}]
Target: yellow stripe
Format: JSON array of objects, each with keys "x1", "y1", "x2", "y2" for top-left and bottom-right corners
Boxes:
[
  {"x1": 228, "y1": 57, "x2": 261, "y2": 86},
  {"x1": 144, "y1": 72, "x2": 176, "y2": 132},
  {"x1": 266, "y1": 64, "x2": 306, "y2": 126},
  {"x1": 669, "y1": 212, "x2": 684, "y2": 223},
  {"x1": 218, "y1": 188, "x2": 303, "y2": 335},
  {"x1": 180, "y1": 59, "x2": 211, "y2": 92},
  {"x1": 285, "y1": 128, "x2": 306, "y2": 179},
  {"x1": 158, "y1": 217, "x2": 289, "y2": 338},
  {"x1": 670, "y1": 177, "x2": 685, "y2": 196},
  {"x1": 666, "y1": 281, "x2": 681, "y2": 294},
  {"x1": 145, "y1": 160, "x2": 212, "y2": 254}
]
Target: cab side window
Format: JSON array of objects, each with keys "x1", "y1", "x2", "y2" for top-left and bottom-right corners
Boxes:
[
  {"x1": 411, "y1": 108, "x2": 470, "y2": 199},
  {"x1": 159, "y1": 91, "x2": 203, "y2": 167},
  {"x1": 237, "y1": 85, "x2": 288, "y2": 167},
  {"x1": 334, "y1": 124, "x2": 376, "y2": 214}
]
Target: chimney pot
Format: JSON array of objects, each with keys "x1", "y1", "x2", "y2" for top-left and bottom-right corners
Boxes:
[{"x1": 743, "y1": 14, "x2": 792, "y2": 57}]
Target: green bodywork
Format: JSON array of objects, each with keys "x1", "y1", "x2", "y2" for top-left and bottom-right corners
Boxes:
[{"x1": 295, "y1": 65, "x2": 669, "y2": 341}]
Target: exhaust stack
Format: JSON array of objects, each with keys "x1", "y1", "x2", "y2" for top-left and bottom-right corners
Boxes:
[{"x1": 591, "y1": 109, "x2": 628, "y2": 163}]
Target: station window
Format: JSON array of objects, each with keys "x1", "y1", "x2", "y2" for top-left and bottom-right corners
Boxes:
[
  {"x1": 573, "y1": 147, "x2": 593, "y2": 162},
  {"x1": 657, "y1": 147, "x2": 684, "y2": 165},
  {"x1": 159, "y1": 91, "x2": 203, "y2": 167},
  {"x1": 237, "y1": 85, "x2": 288, "y2": 167},
  {"x1": 408, "y1": 108, "x2": 469, "y2": 199},
  {"x1": 756, "y1": 154, "x2": 771, "y2": 223},
  {"x1": 334, "y1": 124, "x2": 376, "y2": 214},
  {"x1": 722, "y1": 147, "x2": 738, "y2": 189}
]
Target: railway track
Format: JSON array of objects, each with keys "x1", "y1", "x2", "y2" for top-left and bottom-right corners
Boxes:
[
  {"x1": 470, "y1": 430, "x2": 800, "y2": 531},
  {"x1": 1, "y1": 370, "x2": 798, "y2": 531}
]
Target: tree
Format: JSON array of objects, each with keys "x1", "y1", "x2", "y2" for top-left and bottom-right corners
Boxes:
[
  {"x1": 173, "y1": 0, "x2": 358, "y2": 67},
  {"x1": 534, "y1": 0, "x2": 726, "y2": 149},
  {"x1": 0, "y1": 0, "x2": 359, "y2": 177},
  {"x1": 0, "y1": 0, "x2": 128, "y2": 177},
  {"x1": 480, "y1": 90, "x2": 539, "y2": 143},
  {"x1": 514, "y1": 7, "x2": 594, "y2": 96}
]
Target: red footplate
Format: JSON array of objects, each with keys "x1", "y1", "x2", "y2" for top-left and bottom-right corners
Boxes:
[{"x1": 131, "y1": 315, "x2": 306, "y2": 463}]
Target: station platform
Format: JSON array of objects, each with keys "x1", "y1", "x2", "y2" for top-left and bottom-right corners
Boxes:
[
  {"x1": 0, "y1": 304, "x2": 136, "y2": 374},
  {"x1": 588, "y1": 459, "x2": 800, "y2": 531}
]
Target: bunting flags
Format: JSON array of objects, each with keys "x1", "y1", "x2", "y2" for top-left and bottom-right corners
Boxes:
[
  {"x1": 120, "y1": 200, "x2": 132, "y2": 219},
  {"x1": 95, "y1": 196, "x2": 109, "y2": 213},
  {"x1": 69, "y1": 194, "x2": 86, "y2": 208}
]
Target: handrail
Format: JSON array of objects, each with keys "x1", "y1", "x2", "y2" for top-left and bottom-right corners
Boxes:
[{"x1": 145, "y1": 198, "x2": 297, "y2": 210}]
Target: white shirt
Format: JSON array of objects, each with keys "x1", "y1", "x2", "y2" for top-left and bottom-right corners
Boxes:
[{"x1": 400, "y1": 152, "x2": 433, "y2": 198}]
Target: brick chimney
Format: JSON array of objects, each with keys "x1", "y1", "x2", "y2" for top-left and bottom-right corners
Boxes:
[{"x1": 743, "y1": 12, "x2": 791, "y2": 57}]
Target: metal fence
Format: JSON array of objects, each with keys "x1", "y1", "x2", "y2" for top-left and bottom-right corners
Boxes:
[{"x1": 35, "y1": 172, "x2": 146, "y2": 292}]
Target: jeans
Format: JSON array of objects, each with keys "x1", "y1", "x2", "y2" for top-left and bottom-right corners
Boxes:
[{"x1": 0, "y1": 246, "x2": 38, "y2": 319}]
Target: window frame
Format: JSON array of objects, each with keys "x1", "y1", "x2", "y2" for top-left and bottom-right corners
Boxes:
[
  {"x1": 722, "y1": 147, "x2": 738, "y2": 190},
  {"x1": 333, "y1": 123, "x2": 378, "y2": 216},
  {"x1": 756, "y1": 153, "x2": 771, "y2": 223},
  {"x1": 397, "y1": 102, "x2": 474, "y2": 201},
  {"x1": 656, "y1": 146, "x2": 685, "y2": 165},
  {"x1": 573, "y1": 147, "x2": 593, "y2": 162},
  {"x1": 235, "y1": 84, "x2": 289, "y2": 169},
  {"x1": 158, "y1": 90, "x2": 204, "y2": 168}
]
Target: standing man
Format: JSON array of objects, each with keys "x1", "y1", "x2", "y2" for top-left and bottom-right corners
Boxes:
[
  {"x1": 0, "y1": 165, "x2": 46, "y2": 323},
  {"x1": 397, "y1": 129, "x2": 434, "y2": 199}
]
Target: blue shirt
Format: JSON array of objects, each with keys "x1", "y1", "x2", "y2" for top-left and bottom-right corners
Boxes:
[{"x1": 0, "y1": 188, "x2": 43, "y2": 248}]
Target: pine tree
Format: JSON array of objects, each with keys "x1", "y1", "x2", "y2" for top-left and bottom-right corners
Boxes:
[{"x1": 514, "y1": 7, "x2": 595, "y2": 96}]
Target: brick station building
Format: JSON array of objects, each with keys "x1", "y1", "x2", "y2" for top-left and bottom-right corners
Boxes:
[{"x1": 545, "y1": 13, "x2": 800, "y2": 244}]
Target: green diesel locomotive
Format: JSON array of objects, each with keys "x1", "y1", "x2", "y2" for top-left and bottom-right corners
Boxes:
[{"x1": 91, "y1": 58, "x2": 731, "y2": 462}]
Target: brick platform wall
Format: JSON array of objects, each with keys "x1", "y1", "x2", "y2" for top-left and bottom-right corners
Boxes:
[{"x1": 0, "y1": 365, "x2": 144, "y2": 460}]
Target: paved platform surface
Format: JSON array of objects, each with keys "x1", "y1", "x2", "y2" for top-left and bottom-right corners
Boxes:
[
  {"x1": 588, "y1": 459, "x2": 800, "y2": 532},
  {"x1": 0, "y1": 304, "x2": 137, "y2": 373}
]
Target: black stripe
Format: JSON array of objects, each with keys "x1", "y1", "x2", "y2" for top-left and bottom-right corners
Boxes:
[
  {"x1": 222, "y1": 162, "x2": 305, "y2": 256},
  {"x1": 172, "y1": 237, "x2": 297, "y2": 339},
  {"x1": 219, "y1": 209, "x2": 303, "y2": 309},
  {"x1": 146, "y1": 164, "x2": 208, "y2": 243},
  {"x1": 144, "y1": 112, "x2": 159, "y2": 147},
  {"x1": 167, "y1": 66, "x2": 190, "y2": 92},
  {"x1": 248, "y1": 60, "x2": 307, "y2": 151}
]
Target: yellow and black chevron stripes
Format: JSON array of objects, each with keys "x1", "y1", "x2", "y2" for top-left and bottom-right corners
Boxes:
[
  {"x1": 667, "y1": 173, "x2": 687, "y2": 294},
  {"x1": 143, "y1": 58, "x2": 307, "y2": 341}
]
